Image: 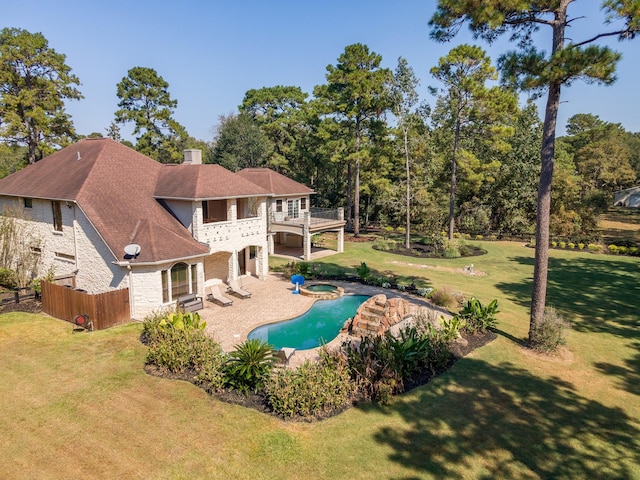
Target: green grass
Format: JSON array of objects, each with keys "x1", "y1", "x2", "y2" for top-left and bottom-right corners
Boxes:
[{"x1": 2, "y1": 241, "x2": 640, "y2": 479}]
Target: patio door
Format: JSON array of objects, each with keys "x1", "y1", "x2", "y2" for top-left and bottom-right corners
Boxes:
[
  {"x1": 238, "y1": 249, "x2": 246, "y2": 276},
  {"x1": 287, "y1": 199, "x2": 300, "y2": 219}
]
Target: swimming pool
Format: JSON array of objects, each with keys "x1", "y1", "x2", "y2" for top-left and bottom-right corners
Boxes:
[{"x1": 247, "y1": 294, "x2": 369, "y2": 350}]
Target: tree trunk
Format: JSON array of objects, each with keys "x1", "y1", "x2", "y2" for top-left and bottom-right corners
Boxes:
[
  {"x1": 404, "y1": 127, "x2": 411, "y2": 250},
  {"x1": 354, "y1": 118, "x2": 362, "y2": 237},
  {"x1": 346, "y1": 161, "x2": 353, "y2": 231},
  {"x1": 529, "y1": 5, "x2": 567, "y2": 341},
  {"x1": 449, "y1": 117, "x2": 461, "y2": 240},
  {"x1": 354, "y1": 158, "x2": 360, "y2": 237}
]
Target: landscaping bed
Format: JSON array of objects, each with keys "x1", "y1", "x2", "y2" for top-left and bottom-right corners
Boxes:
[
  {"x1": 144, "y1": 326, "x2": 497, "y2": 422},
  {"x1": 373, "y1": 241, "x2": 487, "y2": 259}
]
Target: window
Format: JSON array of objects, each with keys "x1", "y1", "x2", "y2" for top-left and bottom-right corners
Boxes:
[
  {"x1": 275, "y1": 199, "x2": 283, "y2": 213},
  {"x1": 191, "y1": 264, "x2": 197, "y2": 294},
  {"x1": 162, "y1": 262, "x2": 197, "y2": 303},
  {"x1": 52, "y1": 201, "x2": 62, "y2": 231},
  {"x1": 23, "y1": 198, "x2": 32, "y2": 209},
  {"x1": 301, "y1": 197, "x2": 307, "y2": 210},
  {"x1": 203, "y1": 200, "x2": 227, "y2": 223},
  {"x1": 162, "y1": 271, "x2": 169, "y2": 303},
  {"x1": 171, "y1": 263, "x2": 189, "y2": 300}
]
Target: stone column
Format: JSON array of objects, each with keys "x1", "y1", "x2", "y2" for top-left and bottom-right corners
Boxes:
[
  {"x1": 229, "y1": 250, "x2": 238, "y2": 282},
  {"x1": 337, "y1": 207, "x2": 344, "y2": 253},
  {"x1": 303, "y1": 211, "x2": 311, "y2": 260}
]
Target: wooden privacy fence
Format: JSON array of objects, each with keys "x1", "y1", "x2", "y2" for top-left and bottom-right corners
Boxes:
[{"x1": 41, "y1": 282, "x2": 130, "y2": 331}]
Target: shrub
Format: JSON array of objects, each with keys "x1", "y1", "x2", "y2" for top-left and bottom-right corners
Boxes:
[
  {"x1": 356, "y1": 262, "x2": 371, "y2": 282},
  {"x1": 281, "y1": 261, "x2": 301, "y2": 280},
  {"x1": 475, "y1": 235, "x2": 483, "y2": 241},
  {"x1": 373, "y1": 237, "x2": 398, "y2": 251},
  {"x1": 265, "y1": 350, "x2": 354, "y2": 418},
  {"x1": 551, "y1": 241, "x2": 557, "y2": 248},
  {"x1": 559, "y1": 241, "x2": 566, "y2": 249},
  {"x1": 578, "y1": 243, "x2": 585, "y2": 250},
  {"x1": 144, "y1": 311, "x2": 225, "y2": 389},
  {"x1": 530, "y1": 307, "x2": 569, "y2": 354},
  {"x1": 439, "y1": 315, "x2": 463, "y2": 342},
  {"x1": 0, "y1": 268, "x2": 17, "y2": 288},
  {"x1": 343, "y1": 323, "x2": 453, "y2": 404},
  {"x1": 608, "y1": 244, "x2": 618, "y2": 254},
  {"x1": 618, "y1": 246, "x2": 628, "y2": 255},
  {"x1": 387, "y1": 326, "x2": 433, "y2": 379},
  {"x1": 159, "y1": 310, "x2": 206, "y2": 331},
  {"x1": 429, "y1": 286, "x2": 459, "y2": 310},
  {"x1": 588, "y1": 243, "x2": 603, "y2": 253},
  {"x1": 567, "y1": 242, "x2": 575, "y2": 249},
  {"x1": 343, "y1": 335, "x2": 400, "y2": 404},
  {"x1": 416, "y1": 287, "x2": 433, "y2": 297},
  {"x1": 443, "y1": 240, "x2": 461, "y2": 259},
  {"x1": 224, "y1": 339, "x2": 275, "y2": 395},
  {"x1": 457, "y1": 297, "x2": 499, "y2": 334}
]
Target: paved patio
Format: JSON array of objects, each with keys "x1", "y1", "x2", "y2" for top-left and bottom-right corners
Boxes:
[{"x1": 200, "y1": 273, "x2": 450, "y2": 368}]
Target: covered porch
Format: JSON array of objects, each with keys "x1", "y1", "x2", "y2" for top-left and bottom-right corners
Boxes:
[{"x1": 269, "y1": 207, "x2": 345, "y2": 260}]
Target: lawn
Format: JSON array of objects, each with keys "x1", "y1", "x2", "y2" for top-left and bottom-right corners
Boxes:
[{"x1": 1, "y1": 241, "x2": 639, "y2": 479}]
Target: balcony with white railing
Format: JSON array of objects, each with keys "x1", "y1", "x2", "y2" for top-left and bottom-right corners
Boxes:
[{"x1": 270, "y1": 207, "x2": 345, "y2": 235}]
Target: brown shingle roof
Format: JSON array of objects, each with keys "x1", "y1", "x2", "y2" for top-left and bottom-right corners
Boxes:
[
  {"x1": 236, "y1": 168, "x2": 314, "y2": 196},
  {"x1": 0, "y1": 138, "x2": 209, "y2": 264},
  {"x1": 155, "y1": 164, "x2": 270, "y2": 200}
]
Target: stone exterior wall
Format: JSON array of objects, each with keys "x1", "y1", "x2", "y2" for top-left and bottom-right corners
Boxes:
[
  {"x1": 193, "y1": 197, "x2": 269, "y2": 281},
  {"x1": 0, "y1": 194, "x2": 272, "y2": 321},
  {"x1": 0, "y1": 196, "x2": 128, "y2": 294}
]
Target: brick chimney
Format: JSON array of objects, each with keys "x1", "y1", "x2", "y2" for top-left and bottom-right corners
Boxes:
[{"x1": 183, "y1": 149, "x2": 202, "y2": 165}]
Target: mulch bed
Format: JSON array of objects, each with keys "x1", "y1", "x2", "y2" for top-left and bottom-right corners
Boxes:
[
  {"x1": 144, "y1": 329, "x2": 497, "y2": 422},
  {"x1": 0, "y1": 299, "x2": 42, "y2": 314}
]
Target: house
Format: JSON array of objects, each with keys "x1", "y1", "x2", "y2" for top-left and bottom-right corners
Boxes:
[
  {"x1": 236, "y1": 168, "x2": 345, "y2": 260},
  {"x1": 614, "y1": 186, "x2": 640, "y2": 208},
  {"x1": 0, "y1": 138, "x2": 271, "y2": 319}
]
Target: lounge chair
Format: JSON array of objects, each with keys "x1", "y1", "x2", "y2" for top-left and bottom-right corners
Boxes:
[
  {"x1": 228, "y1": 278, "x2": 251, "y2": 299},
  {"x1": 206, "y1": 284, "x2": 233, "y2": 307},
  {"x1": 273, "y1": 347, "x2": 296, "y2": 366}
]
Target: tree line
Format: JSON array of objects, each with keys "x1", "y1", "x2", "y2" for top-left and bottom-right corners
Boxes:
[{"x1": 1, "y1": 2, "x2": 639, "y2": 345}]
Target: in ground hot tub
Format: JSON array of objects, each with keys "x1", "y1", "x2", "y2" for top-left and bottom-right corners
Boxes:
[{"x1": 299, "y1": 282, "x2": 344, "y2": 299}]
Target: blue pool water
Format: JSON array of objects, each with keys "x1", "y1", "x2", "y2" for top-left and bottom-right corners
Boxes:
[{"x1": 247, "y1": 294, "x2": 369, "y2": 350}]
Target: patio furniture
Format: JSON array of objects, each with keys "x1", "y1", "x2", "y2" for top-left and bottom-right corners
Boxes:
[
  {"x1": 273, "y1": 347, "x2": 296, "y2": 366},
  {"x1": 206, "y1": 284, "x2": 233, "y2": 307},
  {"x1": 176, "y1": 293, "x2": 203, "y2": 312},
  {"x1": 227, "y1": 279, "x2": 251, "y2": 299}
]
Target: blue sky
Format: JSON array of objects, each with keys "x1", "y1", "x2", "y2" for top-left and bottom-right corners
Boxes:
[{"x1": 4, "y1": 0, "x2": 640, "y2": 142}]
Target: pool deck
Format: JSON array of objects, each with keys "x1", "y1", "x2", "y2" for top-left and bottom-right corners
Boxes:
[{"x1": 199, "y1": 273, "x2": 450, "y2": 368}]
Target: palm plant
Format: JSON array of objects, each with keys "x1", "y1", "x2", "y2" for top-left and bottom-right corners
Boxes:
[{"x1": 224, "y1": 339, "x2": 275, "y2": 395}]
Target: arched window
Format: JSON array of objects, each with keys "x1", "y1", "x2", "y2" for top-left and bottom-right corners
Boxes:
[{"x1": 161, "y1": 263, "x2": 198, "y2": 303}]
